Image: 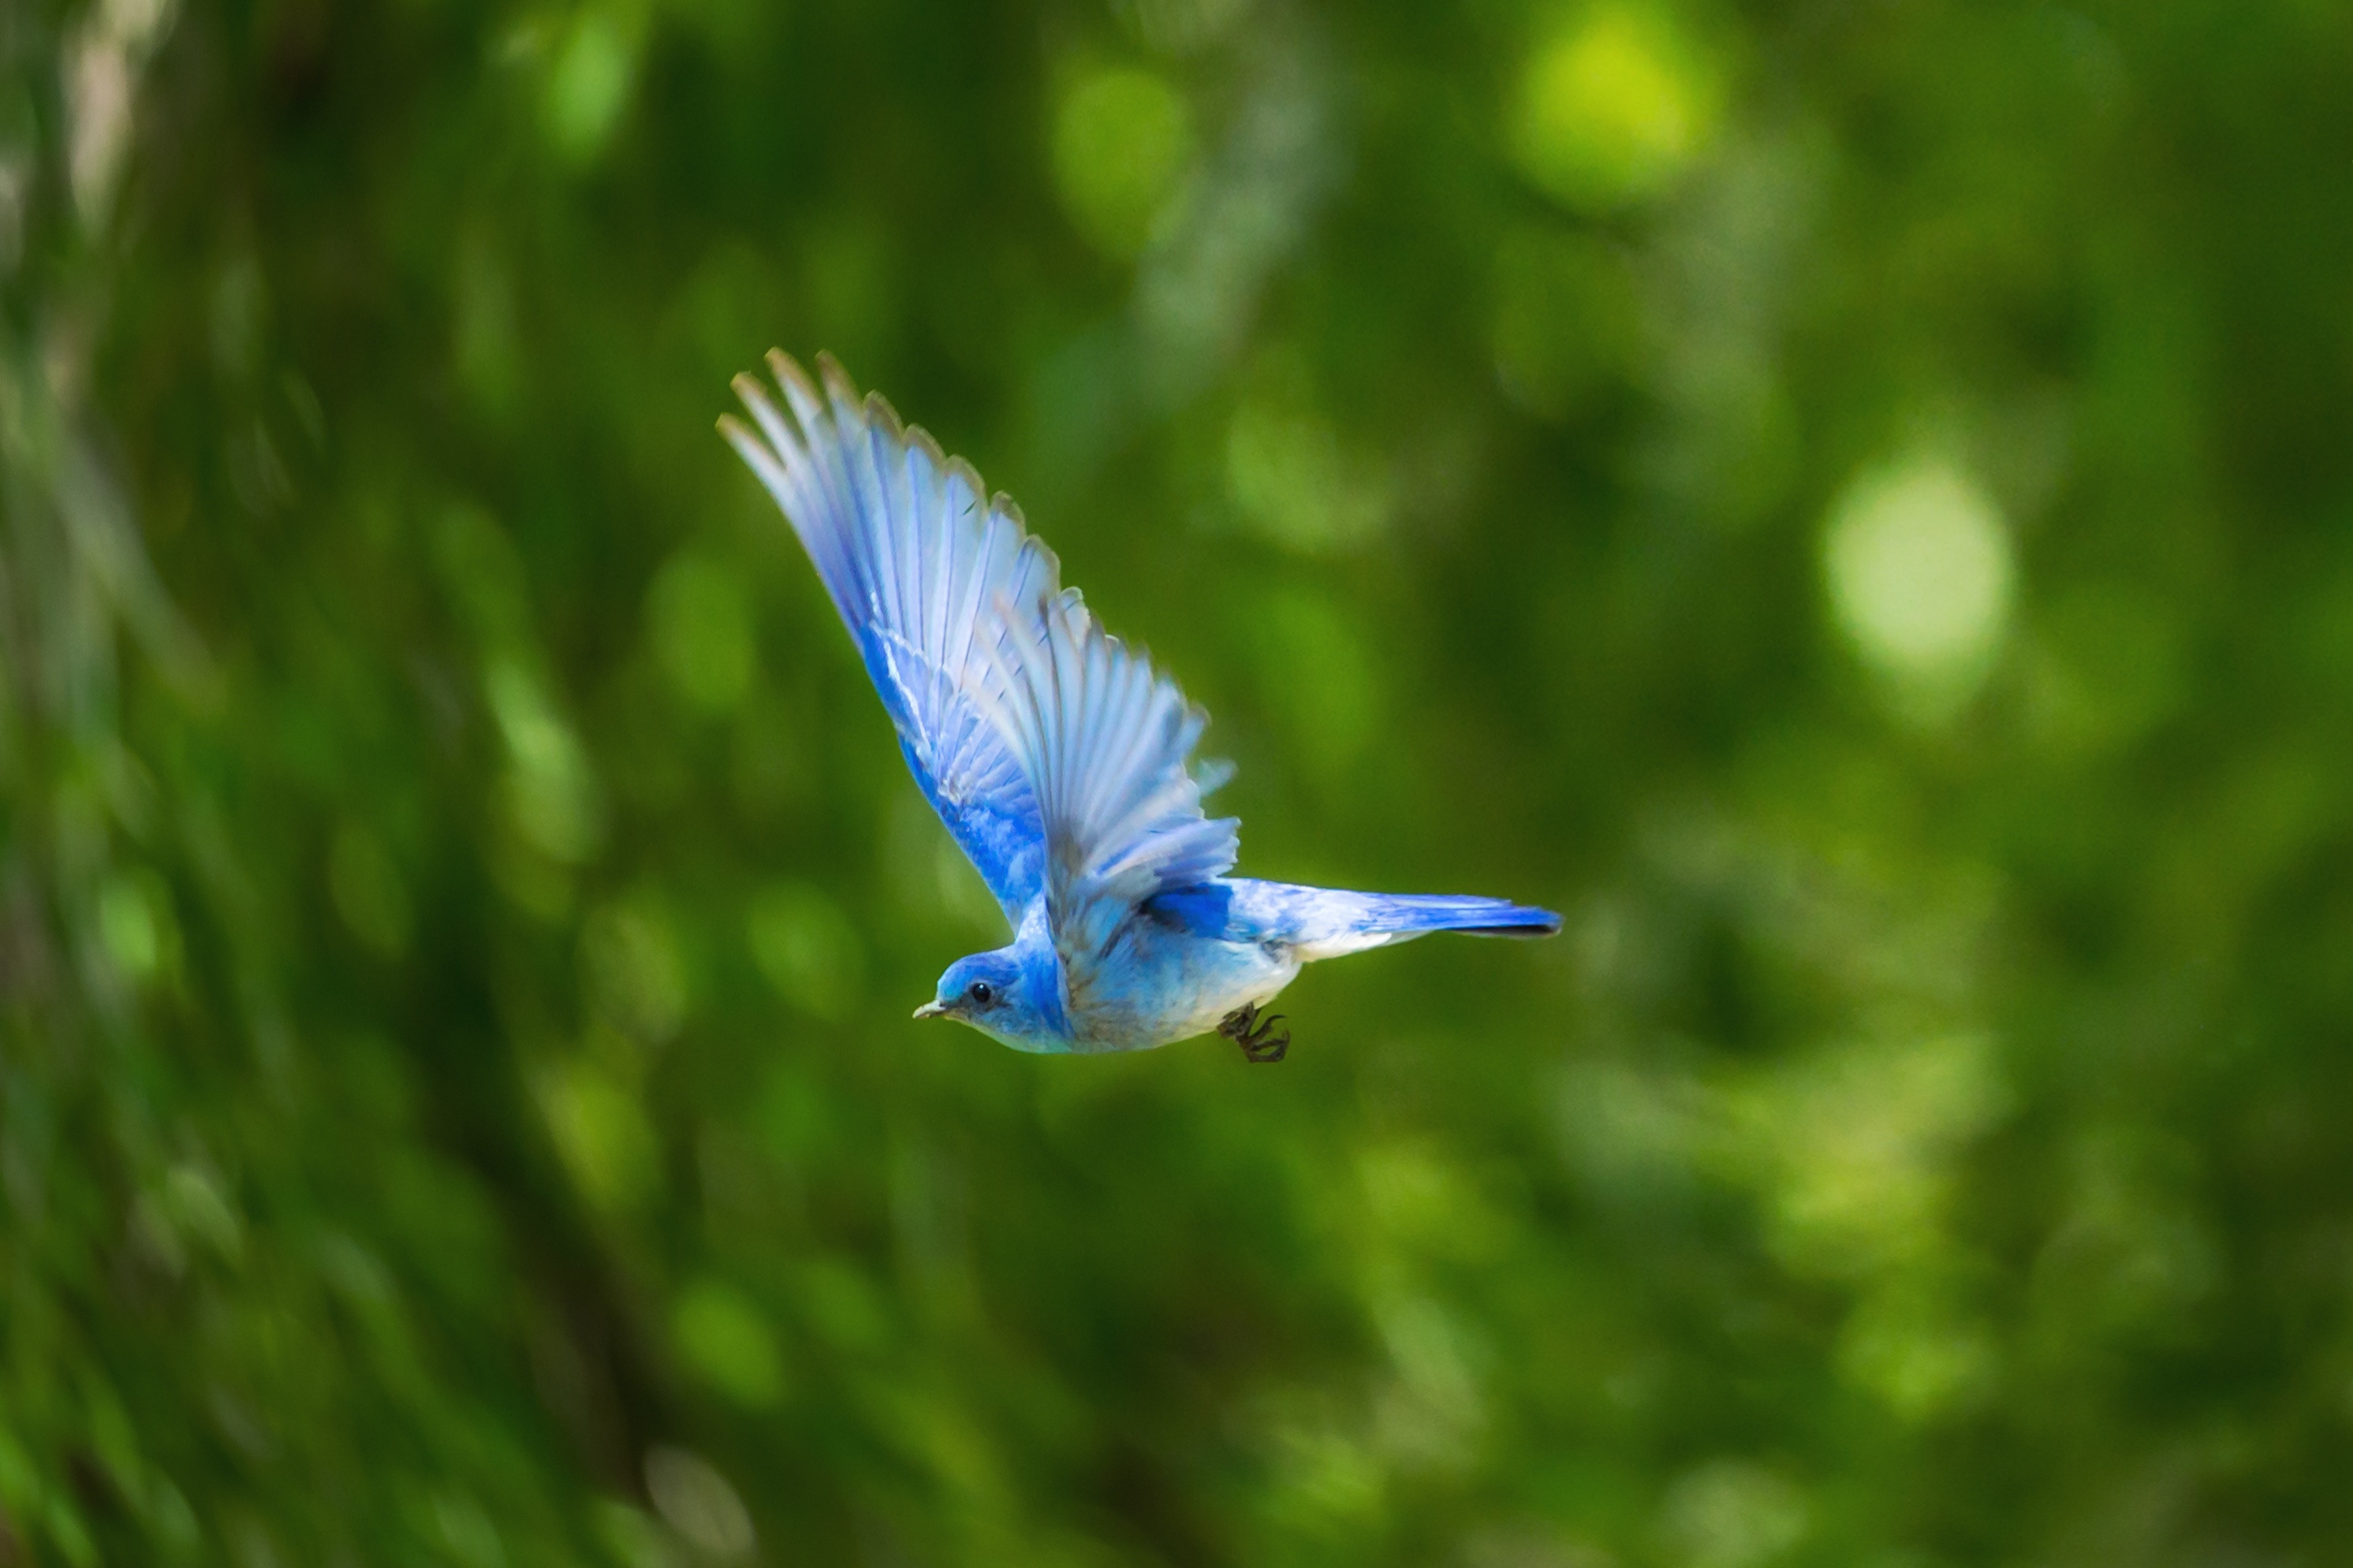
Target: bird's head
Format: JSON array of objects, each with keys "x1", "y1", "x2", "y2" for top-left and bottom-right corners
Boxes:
[{"x1": 914, "y1": 948, "x2": 1064, "y2": 1051}]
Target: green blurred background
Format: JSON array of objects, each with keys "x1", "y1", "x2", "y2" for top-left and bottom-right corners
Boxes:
[{"x1": 6, "y1": 0, "x2": 2352, "y2": 1562}]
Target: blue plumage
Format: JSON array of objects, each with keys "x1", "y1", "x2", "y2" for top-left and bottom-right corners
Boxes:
[{"x1": 721, "y1": 353, "x2": 1559, "y2": 1058}]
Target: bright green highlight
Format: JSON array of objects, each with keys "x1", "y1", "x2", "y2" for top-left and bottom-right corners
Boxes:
[
  {"x1": 1052, "y1": 65, "x2": 1195, "y2": 258},
  {"x1": 1511, "y1": 6, "x2": 1717, "y2": 211},
  {"x1": 672, "y1": 1279, "x2": 787, "y2": 1408},
  {"x1": 1824, "y1": 453, "x2": 2015, "y2": 707}
]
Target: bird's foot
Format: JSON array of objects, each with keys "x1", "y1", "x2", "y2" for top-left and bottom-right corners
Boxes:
[{"x1": 1219, "y1": 1003, "x2": 1290, "y2": 1064}]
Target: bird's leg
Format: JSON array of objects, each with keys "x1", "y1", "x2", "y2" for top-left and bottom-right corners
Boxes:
[{"x1": 1218, "y1": 1002, "x2": 1291, "y2": 1064}]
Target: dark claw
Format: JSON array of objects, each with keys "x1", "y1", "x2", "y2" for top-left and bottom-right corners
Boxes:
[
  {"x1": 1243, "y1": 1022, "x2": 1289, "y2": 1063},
  {"x1": 1219, "y1": 1003, "x2": 1292, "y2": 1064}
]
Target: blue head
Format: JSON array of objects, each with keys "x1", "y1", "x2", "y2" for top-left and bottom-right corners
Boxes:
[{"x1": 913, "y1": 944, "x2": 1069, "y2": 1052}]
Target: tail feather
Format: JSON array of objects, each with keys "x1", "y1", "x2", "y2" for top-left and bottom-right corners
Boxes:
[
  {"x1": 1355, "y1": 892, "x2": 1561, "y2": 938},
  {"x1": 1221, "y1": 880, "x2": 1561, "y2": 961}
]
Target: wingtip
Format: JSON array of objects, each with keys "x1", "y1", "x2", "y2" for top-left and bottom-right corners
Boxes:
[
  {"x1": 863, "y1": 392, "x2": 920, "y2": 454},
  {"x1": 943, "y1": 453, "x2": 987, "y2": 510},
  {"x1": 904, "y1": 419, "x2": 949, "y2": 474},
  {"x1": 766, "y1": 346, "x2": 811, "y2": 389},
  {"x1": 765, "y1": 349, "x2": 825, "y2": 424},
  {"x1": 816, "y1": 351, "x2": 863, "y2": 412},
  {"x1": 717, "y1": 409, "x2": 767, "y2": 453}
]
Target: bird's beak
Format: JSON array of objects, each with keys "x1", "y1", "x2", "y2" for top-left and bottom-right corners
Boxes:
[{"x1": 912, "y1": 1001, "x2": 947, "y2": 1020}]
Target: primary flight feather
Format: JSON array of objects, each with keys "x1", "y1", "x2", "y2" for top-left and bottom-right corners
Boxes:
[{"x1": 720, "y1": 352, "x2": 1557, "y2": 1060}]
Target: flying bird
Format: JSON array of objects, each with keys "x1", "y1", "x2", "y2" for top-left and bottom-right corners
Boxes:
[{"x1": 720, "y1": 353, "x2": 1558, "y2": 1061}]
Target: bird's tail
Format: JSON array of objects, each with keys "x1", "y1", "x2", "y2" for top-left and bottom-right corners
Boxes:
[{"x1": 1248, "y1": 882, "x2": 1561, "y2": 962}]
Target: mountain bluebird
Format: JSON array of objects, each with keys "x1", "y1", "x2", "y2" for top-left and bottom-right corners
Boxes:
[{"x1": 720, "y1": 353, "x2": 1558, "y2": 1061}]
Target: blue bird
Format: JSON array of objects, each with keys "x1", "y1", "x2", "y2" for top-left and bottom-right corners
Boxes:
[{"x1": 720, "y1": 353, "x2": 1558, "y2": 1061}]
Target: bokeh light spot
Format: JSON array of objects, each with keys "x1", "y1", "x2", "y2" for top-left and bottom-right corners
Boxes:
[
  {"x1": 1510, "y1": 6, "x2": 1715, "y2": 212},
  {"x1": 539, "y1": 1061, "x2": 659, "y2": 1212},
  {"x1": 487, "y1": 660, "x2": 604, "y2": 864},
  {"x1": 1824, "y1": 453, "x2": 2015, "y2": 705},
  {"x1": 97, "y1": 870, "x2": 168, "y2": 981},
  {"x1": 746, "y1": 881, "x2": 866, "y2": 1021},
  {"x1": 543, "y1": 12, "x2": 634, "y2": 165},
  {"x1": 1052, "y1": 65, "x2": 1195, "y2": 259},
  {"x1": 1736, "y1": 1034, "x2": 2010, "y2": 1280},
  {"x1": 671, "y1": 1279, "x2": 786, "y2": 1409},
  {"x1": 581, "y1": 899, "x2": 689, "y2": 1043},
  {"x1": 164, "y1": 1163, "x2": 244, "y2": 1265},
  {"x1": 647, "y1": 550, "x2": 755, "y2": 713},
  {"x1": 1837, "y1": 1285, "x2": 1996, "y2": 1423},
  {"x1": 643, "y1": 1447, "x2": 755, "y2": 1559},
  {"x1": 1226, "y1": 393, "x2": 1389, "y2": 553},
  {"x1": 1660, "y1": 1461, "x2": 1810, "y2": 1568},
  {"x1": 427, "y1": 1494, "x2": 505, "y2": 1568}
]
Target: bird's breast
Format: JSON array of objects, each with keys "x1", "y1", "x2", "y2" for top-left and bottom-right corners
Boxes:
[{"x1": 1066, "y1": 924, "x2": 1298, "y2": 1052}]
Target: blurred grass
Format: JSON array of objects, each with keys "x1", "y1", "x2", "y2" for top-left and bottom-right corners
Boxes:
[{"x1": 6, "y1": 0, "x2": 2353, "y2": 1563}]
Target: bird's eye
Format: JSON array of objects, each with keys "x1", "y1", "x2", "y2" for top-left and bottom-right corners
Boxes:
[{"x1": 968, "y1": 981, "x2": 995, "y2": 1005}]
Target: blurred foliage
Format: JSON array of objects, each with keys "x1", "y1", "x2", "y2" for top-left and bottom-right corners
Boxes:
[{"x1": 4, "y1": 0, "x2": 2353, "y2": 1564}]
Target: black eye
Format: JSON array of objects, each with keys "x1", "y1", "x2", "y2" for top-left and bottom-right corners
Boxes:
[{"x1": 968, "y1": 981, "x2": 994, "y2": 1005}]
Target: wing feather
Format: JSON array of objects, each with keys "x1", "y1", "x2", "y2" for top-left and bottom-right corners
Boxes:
[
  {"x1": 720, "y1": 355, "x2": 1056, "y2": 918},
  {"x1": 722, "y1": 353, "x2": 1239, "y2": 964},
  {"x1": 982, "y1": 588, "x2": 1239, "y2": 970}
]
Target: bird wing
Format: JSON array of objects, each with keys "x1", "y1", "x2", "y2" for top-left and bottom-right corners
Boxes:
[
  {"x1": 720, "y1": 353, "x2": 1238, "y2": 963},
  {"x1": 720, "y1": 352, "x2": 1057, "y2": 920},
  {"x1": 979, "y1": 583, "x2": 1240, "y2": 974}
]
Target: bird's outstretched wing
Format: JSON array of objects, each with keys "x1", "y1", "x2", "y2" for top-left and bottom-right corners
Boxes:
[
  {"x1": 719, "y1": 354, "x2": 1237, "y2": 950},
  {"x1": 721, "y1": 352, "x2": 1057, "y2": 919},
  {"x1": 980, "y1": 587, "x2": 1240, "y2": 970}
]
